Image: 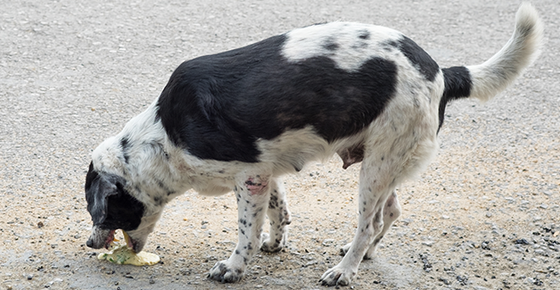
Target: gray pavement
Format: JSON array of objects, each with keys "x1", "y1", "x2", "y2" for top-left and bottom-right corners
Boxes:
[{"x1": 1, "y1": 0, "x2": 559, "y2": 289}]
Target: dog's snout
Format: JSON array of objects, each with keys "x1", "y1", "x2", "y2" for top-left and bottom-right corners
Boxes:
[{"x1": 86, "y1": 237, "x2": 94, "y2": 248}]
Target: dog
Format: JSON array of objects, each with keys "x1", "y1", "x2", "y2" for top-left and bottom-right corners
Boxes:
[{"x1": 85, "y1": 3, "x2": 542, "y2": 286}]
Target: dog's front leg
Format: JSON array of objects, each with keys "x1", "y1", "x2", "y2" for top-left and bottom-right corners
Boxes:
[{"x1": 208, "y1": 175, "x2": 270, "y2": 283}]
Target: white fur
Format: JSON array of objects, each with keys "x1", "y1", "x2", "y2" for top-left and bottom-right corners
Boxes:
[
  {"x1": 467, "y1": 2, "x2": 543, "y2": 102},
  {"x1": 282, "y1": 22, "x2": 403, "y2": 72}
]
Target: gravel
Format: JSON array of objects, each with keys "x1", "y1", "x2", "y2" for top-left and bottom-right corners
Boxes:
[{"x1": 1, "y1": 0, "x2": 559, "y2": 289}]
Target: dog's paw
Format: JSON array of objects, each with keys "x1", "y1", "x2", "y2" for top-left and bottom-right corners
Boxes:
[
  {"x1": 260, "y1": 233, "x2": 284, "y2": 253},
  {"x1": 319, "y1": 265, "x2": 356, "y2": 286},
  {"x1": 339, "y1": 242, "x2": 374, "y2": 260},
  {"x1": 207, "y1": 260, "x2": 244, "y2": 283}
]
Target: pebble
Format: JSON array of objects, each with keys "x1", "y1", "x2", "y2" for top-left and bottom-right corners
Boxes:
[
  {"x1": 422, "y1": 241, "x2": 434, "y2": 247},
  {"x1": 322, "y1": 239, "x2": 335, "y2": 246},
  {"x1": 514, "y1": 239, "x2": 530, "y2": 245}
]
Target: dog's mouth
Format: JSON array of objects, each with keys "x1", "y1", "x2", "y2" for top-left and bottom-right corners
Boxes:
[
  {"x1": 105, "y1": 230, "x2": 139, "y2": 252},
  {"x1": 88, "y1": 228, "x2": 141, "y2": 253},
  {"x1": 103, "y1": 230, "x2": 116, "y2": 249}
]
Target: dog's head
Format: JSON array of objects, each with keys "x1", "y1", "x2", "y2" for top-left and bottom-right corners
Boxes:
[{"x1": 84, "y1": 162, "x2": 156, "y2": 252}]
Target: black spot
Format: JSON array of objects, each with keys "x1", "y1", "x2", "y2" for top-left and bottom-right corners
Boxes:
[
  {"x1": 153, "y1": 196, "x2": 163, "y2": 206},
  {"x1": 358, "y1": 30, "x2": 370, "y2": 40},
  {"x1": 396, "y1": 36, "x2": 439, "y2": 82},
  {"x1": 235, "y1": 250, "x2": 240, "y2": 255},
  {"x1": 156, "y1": 34, "x2": 398, "y2": 162},
  {"x1": 382, "y1": 40, "x2": 398, "y2": 51},
  {"x1": 120, "y1": 137, "x2": 130, "y2": 164},
  {"x1": 323, "y1": 38, "x2": 339, "y2": 51},
  {"x1": 439, "y1": 66, "x2": 472, "y2": 132},
  {"x1": 269, "y1": 197, "x2": 278, "y2": 209}
]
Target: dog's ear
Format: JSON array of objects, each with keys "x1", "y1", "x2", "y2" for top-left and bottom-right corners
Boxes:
[{"x1": 85, "y1": 162, "x2": 124, "y2": 226}]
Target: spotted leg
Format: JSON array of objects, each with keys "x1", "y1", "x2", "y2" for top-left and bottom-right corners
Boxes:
[
  {"x1": 320, "y1": 162, "x2": 397, "y2": 286},
  {"x1": 340, "y1": 190, "x2": 401, "y2": 259},
  {"x1": 208, "y1": 175, "x2": 270, "y2": 283},
  {"x1": 261, "y1": 178, "x2": 291, "y2": 252}
]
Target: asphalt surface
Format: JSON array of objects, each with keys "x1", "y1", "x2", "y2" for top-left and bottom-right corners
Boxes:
[{"x1": 1, "y1": 0, "x2": 559, "y2": 289}]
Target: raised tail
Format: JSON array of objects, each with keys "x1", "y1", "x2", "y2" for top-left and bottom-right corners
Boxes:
[{"x1": 439, "y1": 3, "x2": 543, "y2": 128}]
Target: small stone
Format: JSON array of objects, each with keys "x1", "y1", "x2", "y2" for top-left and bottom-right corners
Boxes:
[
  {"x1": 422, "y1": 241, "x2": 434, "y2": 247},
  {"x1": 486, "y1": 212, "x2": 492, "y2": 218},
  {"x1": 514, "y1": 239, "x2": 530, "y2": 245},
  {"x1": 322, "y1": 239, "x2": 335, "y2": 246},
  {"x1": 438, "y1": 277, "x2": 451, "y2": 285}
]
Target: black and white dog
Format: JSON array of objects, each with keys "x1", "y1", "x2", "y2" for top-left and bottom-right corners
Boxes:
[{"x1": 85, "y1": 4, "x2": 542, "y2": 286}]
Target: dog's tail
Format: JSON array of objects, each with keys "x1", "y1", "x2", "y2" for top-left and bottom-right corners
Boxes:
[{"x1": 440, "y1": 3, "x2": 543, "y2": 121}]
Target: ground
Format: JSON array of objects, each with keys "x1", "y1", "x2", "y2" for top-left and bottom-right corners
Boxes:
[{"x1": 1, "y1": 0, "x2": 559, "y2": 289}]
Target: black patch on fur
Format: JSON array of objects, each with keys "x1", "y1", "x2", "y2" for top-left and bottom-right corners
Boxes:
[
  {"x1": 156, "y1": 34, "x2": 398, "y2": 162},
  {"x1": 323, "y1": 38, "x2": 339, "y2": 51},
  {"x1": 382, "y1": 40, "x2": 398, "y2": 51},
  {"x1": 358, "y1": 30, "x2": 370, "y2": 40},
  {"x1": 439, "y1": 66, "x2": 472, "y2": 131},
  {"x1": 120, "y1": 137, "x2": 130, "y2": 163},
  {"x1": 85, "y1": 162, "x2": 144, "y2": 231},
  {"x1": 396, "y1": 36, "x2": 439, "y2": 82}
]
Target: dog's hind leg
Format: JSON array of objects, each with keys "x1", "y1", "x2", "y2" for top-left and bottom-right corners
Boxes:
[
  {"x1": 320, "y1": 157, "x2": 398, "y2": 286},
  {"x1": 208, "y1": 174, "x2": 271, "y2": 283},
  {"x1": 261, "y1": 178, "x2": 291, "y2": 253},
  {"x1": 367, "y1": 191, "x2": 401, "y2": 257},
  {"x1": 340, "y1": 190, "x2": 401, "y2": 259}
]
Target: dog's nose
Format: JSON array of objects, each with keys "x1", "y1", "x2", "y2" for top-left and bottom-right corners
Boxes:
[{"x1": 86, "y1": 238, "x2": 93, "y2": 248}]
